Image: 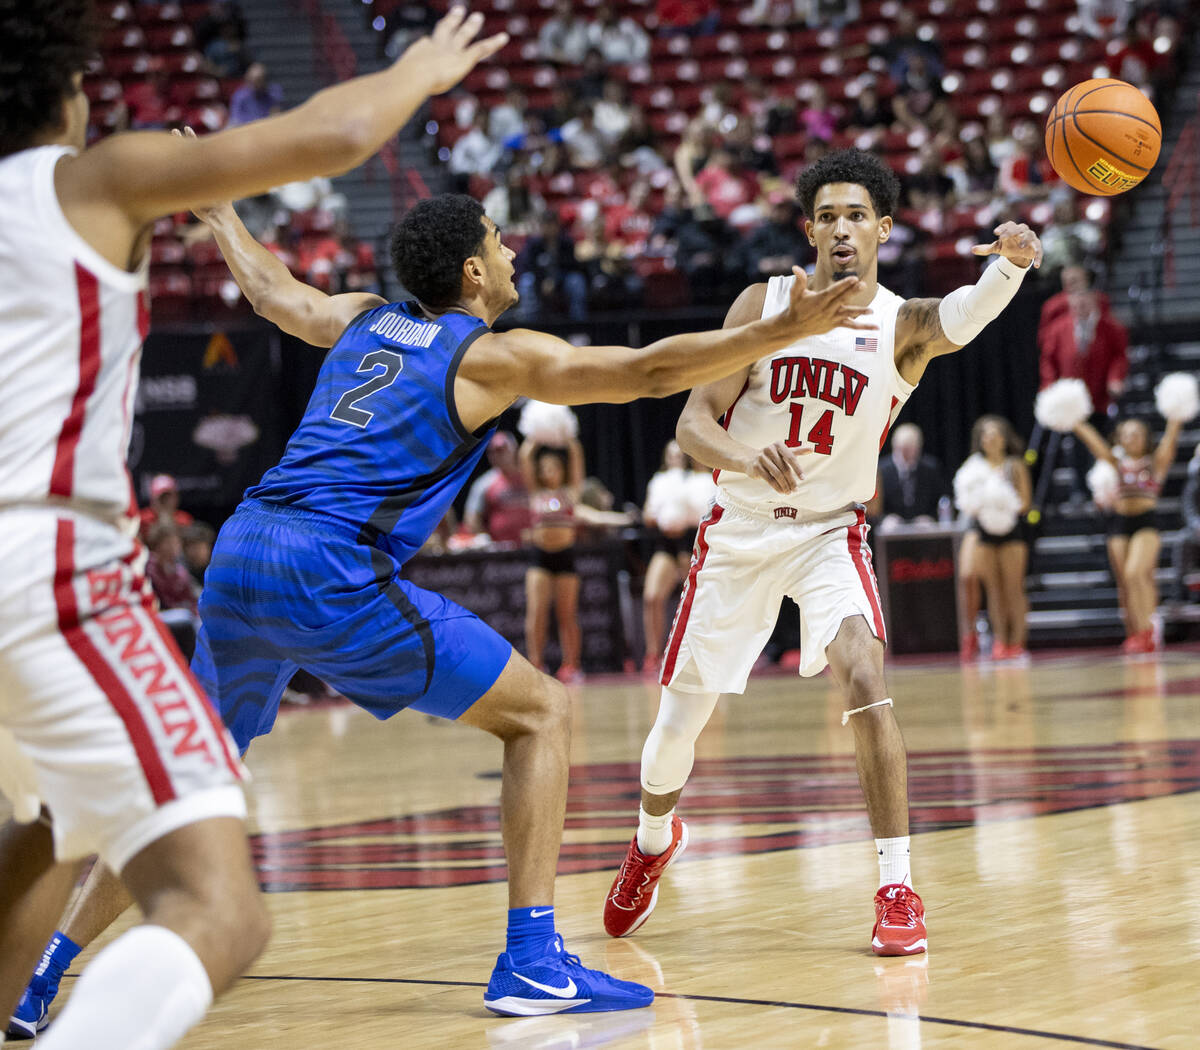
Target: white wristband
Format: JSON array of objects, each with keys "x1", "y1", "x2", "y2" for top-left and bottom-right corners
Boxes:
[{"x1": 937, "y1": 256, "x2": 1029, "y2": 347}]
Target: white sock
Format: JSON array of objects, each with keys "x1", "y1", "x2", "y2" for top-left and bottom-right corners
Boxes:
[
  {"x1": 876, "y1": 836, "x2": 912, "y2": 889},
  {"x1": 637, "y1": 807, "x2": 675, "y2": 855},
  {"x1": 38, "y1": 925, "x2": 213, "y2": 1050}
]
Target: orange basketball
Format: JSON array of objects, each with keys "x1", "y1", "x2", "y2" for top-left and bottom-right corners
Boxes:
[{"x1": 1044, "y1": 79, "x2": 1161, "y2": 196}]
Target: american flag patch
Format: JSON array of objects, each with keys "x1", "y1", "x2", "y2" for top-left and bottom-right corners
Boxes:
[{"x1": 854, "y1": 336, "x2": 878, "y2": 352}]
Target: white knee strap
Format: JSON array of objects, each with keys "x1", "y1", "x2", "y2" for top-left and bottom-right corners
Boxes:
[
  {"x1": 640, "y1": 685, "x2": 720, "y2": 795},
  {"x1": 841, "y1": 697, "x2": 894, "y2": 726}
]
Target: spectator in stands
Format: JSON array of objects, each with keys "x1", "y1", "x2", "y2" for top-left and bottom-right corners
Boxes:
[
  {"x1": 984, "y1": 110, "x2": 1020, "y2": 168},
  {"x1": 798, "y1": 82, "x2": 838, "y2": 143},
  {"x1": 139, "y1": 474, "x2": 193, "y2": 540},
  {"x1": 538, "y1": 0, "x2": 591, "y2": 65},
  {"x1": 744, "y1": 0, "x2": 808, "y2": 28},
  {"x1": 1039, "y1": 194, "x2": 1104, "y2": 274},
  {"x1": 538, "y1": 84, "x2": 577, "y2": 134},
  {"x1": 809, "y1": 0, "x2": 862, "y2": 26},
  {"x1": 892, "y1": 52, "x2": 950, "y2": 132},
  {"x1": 843, "y1": 80, "x2": 895, "y2": 137},
  {"x1": 463, "y1": 433, "x2": 532, "y2": 546},
  {"x1": 594, "y1": 81, "x2": 634, "y2": 144},
  {"x1": 489, "y1": 87, "x2": 530, "y2": 147},
  {"x1": 742, "y1": 76, "x2": 793, "y2": 137},
  {"x1": 873, "y1": 7, "x2": 943, "y2": 82},
  {"x1": 951, "y1": 134, "x2": 999, "y2": 202},
  {"x1": 575, "y1": 214, "x2": 642, "y2": 309},
  {"x1": 904, "y1": 142, "x2": 956, "y2": 210},
  {"x1": 1038, "y1": 265, "x2": 1128, "y2": 419},
  {"x1": 962, "y1": 416, "x2": 1032, "y2": 661},
  {"x1": 379, "y1": 3, "x2": 436, "y2": 61},
  {"x1": 181, "y1": 521, "x2": 216, "y2": 587},
  {"x1": 228, "y1": 62, "x2": 283, "y2": 127},
  {"x1": 561, "y1": 106, "x2": 607, "y2": 169},
  {"x1": 515, "y1": 212, "x2": 589, "y2": 320},
  {"x1": 570, "y1": 50, "x2": 611, "y2": 104},
  {"x1": 587, "y1": 3, "x2": 651, "y2": 64},
  {"x1": 146, "y1": 523, "x2": 199, "y2": 616},
  {"x1": 204, "y1": 20, "x2": 251, "y2": 77},
  {"x1": 449, "y1": 110, "x2": 502, "y2": 185},
  {"x1": 656, "y1": 0, "x2": 721, "y2": 36},
  {"x1": 483, "y1": 165, "x2": 545, "y2": 233},
  {"x1": 998, "y1": 121, "x2": 1060, "y2": 198},
  {"x1": 734, "y1": 192, "x2": 809, "y2": 282},
  {"x1": 877, "y1": 423, "x2": 948, "y2": 530},
  {"x1": 693, "y1": 147, "x2": 761, "y2": 221},
  {"x1": 618, "y1": 106, "x2": 668, "y2": 173},
  {"x1": 124, "y1": 59, "x2": 173, "y2": 130}
]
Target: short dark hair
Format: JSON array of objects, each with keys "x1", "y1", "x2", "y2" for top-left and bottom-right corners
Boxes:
[
  {"x1": 0, "y1": 0, "x2": 99, "y2": 157},
  {"x1": 391, "y1": 195, "x2": 487, "y2": 308},
  {"x1": 794, "y1": 148, "x2": 901, "y2": 220}
]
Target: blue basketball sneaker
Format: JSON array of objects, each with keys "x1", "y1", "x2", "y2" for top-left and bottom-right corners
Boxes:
[
  {"x1": 484, "y1": 934, "x2": 654, "y2": 1016},
  {"x1": 7, "y1": 974, "x2": 58, "y2": 1040}
]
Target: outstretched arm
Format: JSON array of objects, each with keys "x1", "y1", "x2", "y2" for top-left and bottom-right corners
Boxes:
[
  {"x1": 1153, "y1": 418, "x2": 1185, "y2": 481},
  {"x1": 194, "y1": 198, "x2": 384, "y2": 347},
  {"x1": 1073, "y1": 419, "x2": 1117, "y2": 466},
  {"x1": 894, "y1": 221, "x2": 1042, "y2": 385}
]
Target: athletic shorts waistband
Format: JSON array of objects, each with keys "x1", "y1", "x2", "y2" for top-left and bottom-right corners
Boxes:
[
  {"x1": 714, "y1": 488, "x2": 860, "y2": 527},
  {"x1": 236, "y1": 498, "x2": 375, "y2": 543}
]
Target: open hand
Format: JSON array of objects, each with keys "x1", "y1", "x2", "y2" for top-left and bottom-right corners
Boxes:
[
  {"x1": 777, "y1": 267, "x2": 877, "y2": 341},
  {"x1": 402, "y1": 7, "x2": 509, "y2": 94},
  {"x1": 971, "y1": 221, "x2": 1042, "y2": 269},
  {"x1": 743, "y1": 440, "x2": 813, "y2": 494}
]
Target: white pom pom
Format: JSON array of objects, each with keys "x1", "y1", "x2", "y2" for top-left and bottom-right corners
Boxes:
[
  {"x1": 1034, "y1": 378, "x2": 1093, "y2": 433},
  {"x1": 975, "y1": 471, "x2": 1023, "y2": 535},
  {"x1": 646, "y1": 469, "x2": 693, "y2": 531},
  {"x1": 1154, "y1": 372, "x2": 1200, "y2": 423},
  {"x1": 517, "y1": 400, "x2": 579, "y2": 446},
  {"x1": 953, "y1": 454, "x2": 992, "y2": 516},
  {"x1": 1087, "y1": 459, "x2": 1120, "y2": 509},
  {"x1": 686, "y1": 470, "x2": 717, "y2": 520}
]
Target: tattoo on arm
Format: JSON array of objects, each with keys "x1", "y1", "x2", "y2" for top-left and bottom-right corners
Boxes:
[{"x1": 898, "y1": 298, "x2": 943, "y2": 367}]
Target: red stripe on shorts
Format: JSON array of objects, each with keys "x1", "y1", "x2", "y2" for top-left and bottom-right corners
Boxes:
[
  {"x1": 53, "y1": 519, "x2": 177, "y2": 806},
  {"x1": 661, "y1": 503, "x2": 724, "y2": 685},
  {"x1": 50, "y1": 265, "x2": 102, "y2": 498},
  {"x1": 847, "y1": 507, "x2": 886, "y2": 642}
]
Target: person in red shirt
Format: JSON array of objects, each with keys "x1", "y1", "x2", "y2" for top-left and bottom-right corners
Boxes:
[
  {"x1": 656, "y1": 0, "x2": 720, "y2": 34},
  {"x1": 693, "y1": 148, "x2": 760, "y2": 221},
  {"x1": 463, "y1": 432, "x2": 532, "y2": 545},
  {"x1": 138, "y1": 474, "x2": 194, "y2": 541},
  {"x1": 145, "y1": 523, "x2": 199, "y2": 615}
]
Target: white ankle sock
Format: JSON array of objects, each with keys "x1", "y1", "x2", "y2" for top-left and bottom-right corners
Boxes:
[
  {"x1": 876, "y1": 836, "x2": 912, "y2": 889},
  {"x1": 37, "y1": 925, "x2": 213, "y2": 1050},
  {"x1": 636, "y1": 808, "x2": 674, "y2": 855}
]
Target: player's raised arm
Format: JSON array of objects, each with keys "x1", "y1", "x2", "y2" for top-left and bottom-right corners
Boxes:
[
  {"x1": 190, "y1": 188, "x2": 384, "y2": 347},
  {"x1": 60, "y1": 9, "x2": 506, "y2": 230},
  {"x1": 477, "y1": 269, "x2": 875, "y2": 409},
  {"x1": 894, "y1": 221, "x2": 1043, "y2": 384}
]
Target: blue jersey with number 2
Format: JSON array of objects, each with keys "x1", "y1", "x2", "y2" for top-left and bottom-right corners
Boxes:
[{"x1": 246, "y1": 301, "x2": 495, "y2": 564}]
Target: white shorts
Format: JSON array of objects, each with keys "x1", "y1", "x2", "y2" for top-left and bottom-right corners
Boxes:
[
  {"x1": 0, "y1": 508, "x2": 247, "y2": 872},
  {"x1": 660, "y1": 493, "x2": 886, "y2": 694}
]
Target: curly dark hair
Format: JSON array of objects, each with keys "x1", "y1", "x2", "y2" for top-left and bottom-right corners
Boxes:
[
  {"x1": 391, "y1": 194, "x2": 488, "y2": 308},
  {"x1": 0, "y1": 0, "x2": 99, "y2": 157},
  {"x1": 794, "y1": 148, "x2": 901, "y2": 220}
]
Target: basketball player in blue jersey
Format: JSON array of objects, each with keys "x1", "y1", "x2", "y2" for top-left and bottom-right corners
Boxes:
[{"x1": 12, "y1": 191, "x2": 878, "y2": 1021}]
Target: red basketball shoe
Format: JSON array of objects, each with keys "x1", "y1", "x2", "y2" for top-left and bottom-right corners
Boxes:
[
  {"x1": 871, "y1": 884, "x2": 927, "y2": 956},
  {"x1": 603, "y1": 816, "x2": 688, "y2": 937}
]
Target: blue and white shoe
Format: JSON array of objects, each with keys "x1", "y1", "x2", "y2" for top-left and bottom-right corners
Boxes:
[
  {"x1": 6, "y1": 975, "x2": 57, "y2": 1041},
  {"x1": 484, "y1": 934, "x2": 654, "y2": 1016}
]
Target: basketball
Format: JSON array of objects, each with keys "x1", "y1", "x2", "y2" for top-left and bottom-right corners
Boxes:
[{"x1": 1044, "y1": 78, "x2": 1162, "y2": 196}]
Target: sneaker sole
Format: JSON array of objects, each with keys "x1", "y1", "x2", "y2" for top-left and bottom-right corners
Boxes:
[
  {"x1": 611, "y1": 822, "x2": 689, "y2": 938},
  {"x1": 5, "y1": 1016, "x2": 41, "y2": 1041},
  {"x1": 871, "y1": 936, "x2": 927, "y2": 956},
  {"x1": 484, "y1": 996, "x2": 592, "y2": 1016}
]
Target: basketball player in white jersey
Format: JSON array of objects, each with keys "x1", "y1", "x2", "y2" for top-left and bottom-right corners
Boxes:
[
  {"x1": 604, "y1": 148, "x2": 1042, "y2": 956},
  {"x1": 0, "y1": 4, "x2": 505, "y2": 1046}
]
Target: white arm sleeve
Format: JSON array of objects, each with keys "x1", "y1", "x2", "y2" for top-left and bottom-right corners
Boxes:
[{"x1": 937, "y1": 256, "x2": 1030, "y2": 346}]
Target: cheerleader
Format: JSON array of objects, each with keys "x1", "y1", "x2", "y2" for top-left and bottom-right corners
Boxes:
[{"x1": 1072, "y1": 415, "x2": 1184, "y2": 653}]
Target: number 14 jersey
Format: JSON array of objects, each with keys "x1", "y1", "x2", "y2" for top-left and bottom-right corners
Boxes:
[
  {"x1": 246, "y1": 301, "x2": 494, "y2": 564},
  {"x1": 715, "y1": 277, "x2": 915, "y2": 515}
]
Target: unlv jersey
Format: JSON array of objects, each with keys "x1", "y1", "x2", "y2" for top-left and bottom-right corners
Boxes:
[
  {"x1": 0, "y1": 146, "x2": 148, "y2": 529},
  {"x1": 715, "y1": 276, "x2": 915, "y2": 514}
]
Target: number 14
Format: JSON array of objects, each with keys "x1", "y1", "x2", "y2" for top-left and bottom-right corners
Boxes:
[{"x1": 785, "y1": 404, "x2": 835, "y2": 454}]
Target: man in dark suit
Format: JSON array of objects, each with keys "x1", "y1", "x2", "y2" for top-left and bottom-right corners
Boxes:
[{"x1": 878, "y1": 423, "x2": 948, "y2": 528}]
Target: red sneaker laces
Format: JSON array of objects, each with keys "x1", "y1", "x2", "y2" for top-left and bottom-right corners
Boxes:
[{"x1": 879, "y1": 888, "x2": 919, "y2": 928}]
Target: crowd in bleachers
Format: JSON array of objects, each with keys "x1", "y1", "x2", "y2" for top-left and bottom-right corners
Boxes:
[
  {"x1": 426, "y1": 0, "x2": 1188, "y2": 313},
  {"x1": 87, "y1": 1, "x2": 380, "y2": 320}
]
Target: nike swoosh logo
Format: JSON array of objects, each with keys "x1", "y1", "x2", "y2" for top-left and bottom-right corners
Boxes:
[
  {"x1": 999, "y1": 270, "x2": 1011, "y2": 280},
  {"x1": 528, "y1": 908, "x2": 554, "y2": 918},
  {"x1": 513, "y1": 973, "x2": 578, "y2": 998}
]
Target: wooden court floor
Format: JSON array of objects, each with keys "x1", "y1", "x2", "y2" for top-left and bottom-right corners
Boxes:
[{"x1": 53, "y1": 648, "x2": 1200, "y2": 1048}]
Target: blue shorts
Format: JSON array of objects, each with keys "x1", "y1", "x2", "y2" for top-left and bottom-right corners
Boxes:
[{"x1": 191, "y1": 500, "x2": 513, "y2": 753}]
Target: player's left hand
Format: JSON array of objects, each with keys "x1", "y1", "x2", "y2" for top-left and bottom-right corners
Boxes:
[
  {"x1": 971, "y1": 221, "x2": 1042, "y2": 269},
  {"x1": 172, "y1": 127, "x2": 235, "y2": 225}
]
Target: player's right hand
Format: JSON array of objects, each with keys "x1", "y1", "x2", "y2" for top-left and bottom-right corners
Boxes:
[
  {"x1": 776, "y1": 267, "x2": 877, "y2": 340},
  {"x1": 744, "y1": 441, "x2": 812, "y2": 494},
  {"x1": 403, "y1": 7, "x2": 509, "y2": 94}
]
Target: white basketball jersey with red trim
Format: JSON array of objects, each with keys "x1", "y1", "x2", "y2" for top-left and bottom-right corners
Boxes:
[
  {"x1": 715, "y1": 277, "x2": 915, "y2": 514},
  {"x1": 0, "y1": 146, "x2": 148, "y2": 529}
]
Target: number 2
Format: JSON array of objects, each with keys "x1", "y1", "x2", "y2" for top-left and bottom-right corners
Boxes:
[
  {"x1": 786, "y1": 404, "x2": 835, "y2": 455},
  {"x1": 330, "y1": 349, "x2": 404, "y2": 428}
]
